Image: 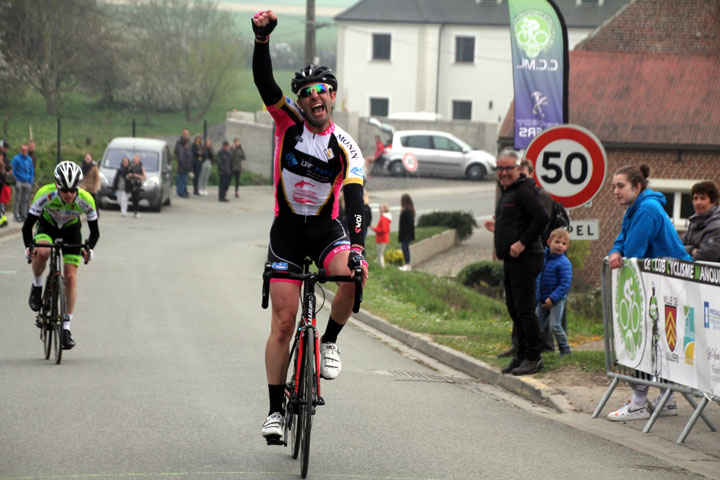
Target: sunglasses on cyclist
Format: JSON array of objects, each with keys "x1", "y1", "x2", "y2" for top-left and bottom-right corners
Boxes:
[
  {"x1": 58, "y1": 187, "x2": 78, "y2": 194},
  {"x1": 298, "y1": 83, "x2": 331, "y2": 98}
]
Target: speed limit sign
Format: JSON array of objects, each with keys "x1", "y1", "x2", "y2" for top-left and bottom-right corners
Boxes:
[
  {"x1": 402, "y1": 152, "x2": 418, "y2": 173},
  {"x1": 525, "y1": 124, "x2": 607, "y2": 209}
]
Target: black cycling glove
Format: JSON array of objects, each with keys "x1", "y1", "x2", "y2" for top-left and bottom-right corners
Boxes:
[
  {"x1": 347, "y1": 246, "x2": 368, "y2": 271},
  {"x1": 252, "y1": 14, "x2": 277, "y2": 42}
]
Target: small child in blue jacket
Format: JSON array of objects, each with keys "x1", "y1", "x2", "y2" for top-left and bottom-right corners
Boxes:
[{"x1": 536, "y1": 228, "x2": 573, "y2": 355}]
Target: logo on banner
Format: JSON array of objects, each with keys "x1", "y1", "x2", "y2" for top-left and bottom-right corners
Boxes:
[
  {"x1": 532, "y1": 91, "x2": 548, "y2": 117},
  {"x1": 615, "y1": 262, "x2": 645, "y2": 364},
  {"x1": 664, "y1": 302, "x2": 677, "y2": 352},
  {"x1": 514, "y1": 11, "x2": 555, "y2": 58},
  {"x1": 683, "y1": 306, "x2": 695, "y2": 366}
]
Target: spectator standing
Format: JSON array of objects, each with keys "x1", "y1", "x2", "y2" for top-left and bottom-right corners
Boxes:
[
  {"x1": 127, "y1": 154, "x2": 146, "y2": 218},
  {"x1": 362, "y1": 190, "x2": 372, "y2": 243},
  {"x1": 367, "y1": 134, "x2": 385, "y2": 176},
  {"x1": 682, "y1": 181, "x2": 720, "y2": 262},
  {"x1": 198, "y1": 138, "x2": 213, "y2": 196},
  {"x1": 112, "y1": 156, "x2": 131, "y2": 216},
  {"x1": 606, "y1": 164, "x2": 691, "y2": 421},
  {"x1": 174, "y1": 128, "x2": 190, "y2": 161},
  {"x1": 11, "y1": 144, "x2": 34, "y2": 222},
  {"x1": 372, "y1": 203, "x2": 391, "y2": 268},
  {"x1": 80, "y1": 154, "x2": 101, "y2": 210},
  {"x1": 398, "y1": 193, "x2": 415, "y2": 271},
  {"x1": 485, "y1": 149, "x2": 549, "y2": 376},
  {"x1": 191, "y1": 135, "x2": 204, "y2": 195},
  {"x1": 230, "y1": 138, "x2": 245, "y2": 198},
  {"x1": 536, "y1": 228, "x2": 573, "y2": 356},
  {"x1": 216, "y1": 141, "x2": 232, "y2": 202},
  {"x1": 175, "y1": 138, "x2": 192, "y2": 198},
  {"x1": 27, "y1": 140, "x2": 38, "y2": 182},
  {"x1": 0, "y1": 140, "x2": 11, "y2": 228}
]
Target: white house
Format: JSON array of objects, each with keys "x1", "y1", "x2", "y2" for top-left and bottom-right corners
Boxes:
[{"x1": 334, "y1": 0, "x2": 630, "y2": 124}]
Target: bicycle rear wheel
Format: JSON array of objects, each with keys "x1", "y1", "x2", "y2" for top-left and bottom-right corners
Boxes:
[
  {"x1": 300, "y1": 329, "x2": 316, "y2": 479},
  {"x1": 54, "y1": 279, "x2": 65, "y2": 365}
]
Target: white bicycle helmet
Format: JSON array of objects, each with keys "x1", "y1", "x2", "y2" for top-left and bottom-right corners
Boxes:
[{"x1": 54, "y1": 161, "x2": 83, "y2": 190}]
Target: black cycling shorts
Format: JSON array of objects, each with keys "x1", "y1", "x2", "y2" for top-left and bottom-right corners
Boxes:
[
  {"x1": 35, "y1": 216, "x2": 83, "y2": 264},
  {"x1": 267, "y1": 215, "x2": 351, "y2": 284}
]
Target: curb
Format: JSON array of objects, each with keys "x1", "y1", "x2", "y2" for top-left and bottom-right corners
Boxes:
[
  {"x1": 0, "y1": 224, "x2": 21, "y2": 239},
  {"x1": 328, "y1": 290, "x2": 566, "y2": 413}
]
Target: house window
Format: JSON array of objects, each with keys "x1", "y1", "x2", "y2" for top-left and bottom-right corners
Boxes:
[
  {"x1": 651, "y1": 179, "x2": 698, "y2": 229},
  {"x1": 372, "y1": 33, "x2": 391, "y2": 60},
  {"x1": 452, "y1": 100, "x2": 472, "y2": 120},
  {"x1": 455, "y1": 36, "x2": 475, "y2": 63},
  {"x1": 369, "y1": 97, "x2": 389, "y2": 117}
]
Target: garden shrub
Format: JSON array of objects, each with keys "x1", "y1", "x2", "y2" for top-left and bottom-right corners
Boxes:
[
  {"x1": 417, "y1": 211, "x2": 477, "y2": 242},
  {"x1": 457, "y1": 261, "x2": 504, "y2": 299},
  {"x1": 384, "y1": 248, "x2": 405, "y2": 266}
]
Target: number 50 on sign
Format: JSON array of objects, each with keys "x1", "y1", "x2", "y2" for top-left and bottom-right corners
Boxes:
[{"x1": 525, "y1": 124, "x2": 607, "y2": 209}]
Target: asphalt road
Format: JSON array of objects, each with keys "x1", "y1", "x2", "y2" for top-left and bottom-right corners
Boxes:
[{"x1": 0, "y1": 185, "x2": 705, "y2": 480}]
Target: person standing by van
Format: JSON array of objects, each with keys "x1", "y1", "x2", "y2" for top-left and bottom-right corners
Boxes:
[{"x1": 127, "y1": 155, "x2": 146, "y2": 218}]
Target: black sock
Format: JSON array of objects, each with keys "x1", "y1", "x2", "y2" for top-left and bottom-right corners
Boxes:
[
  {"x1": 321, "y1": 317, "x2": 344, "y2": 344},
  {"x1": 268, "y1": 384, "x2": 285, "y2": 416}
]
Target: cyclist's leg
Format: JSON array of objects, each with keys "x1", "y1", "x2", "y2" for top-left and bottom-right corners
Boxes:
[
  {"x1": 266, "y1": 281, "x2": 300, "y2": 384},
  {"x1": 325, "y1": 249, "x2": 354, "y2": 324},
  {"x1": 62, "y1": 263, "x2": 79, "y2": 316}
]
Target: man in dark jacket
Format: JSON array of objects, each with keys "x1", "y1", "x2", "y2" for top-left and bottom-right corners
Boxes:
[
  {"x1": 176, "y1": 137, "x2": 192, "y2": 198},
  {"x1": 487, "y1": 149, "x2": 549, "y2": 375},
  {"x1": 216, "y1": 141, "x2": 233, "y2": 202}
]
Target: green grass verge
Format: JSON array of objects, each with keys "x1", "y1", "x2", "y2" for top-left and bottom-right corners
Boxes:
[{"x1": 352, "y1": 228, "x2": 607, "y2": 376}]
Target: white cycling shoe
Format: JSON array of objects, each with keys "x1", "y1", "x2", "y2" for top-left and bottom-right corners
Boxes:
[
  {"x1": 261, "y1": 412, "x2": 285, "y2": 440},
  {"x1": 320, "y1": 342, "x2": 342, "y2": 380}
]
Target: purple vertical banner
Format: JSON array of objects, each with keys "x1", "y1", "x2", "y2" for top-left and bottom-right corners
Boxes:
[{"x1": 508, "y1": 0, "x2": 568, "y2": 149}]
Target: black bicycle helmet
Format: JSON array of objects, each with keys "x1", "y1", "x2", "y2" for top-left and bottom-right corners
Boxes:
[
  {"x1": 54, "y1": 161, "x2": 83, "y2": 190},
  {"x1": 291, "y1": 64, "x2": 338, "y2": 94}
]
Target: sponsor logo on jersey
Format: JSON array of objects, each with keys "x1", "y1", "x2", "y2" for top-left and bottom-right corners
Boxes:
[
  {"x1": 285, "y1": 153, "x2": 298, "y2": 167},
  {"x1": 333, "y1": 239, "x2": 351, "y2": 246},
  {"x1": 350, "y1": 166, "x2": 364, "y2": 177},
  {"x1": 301, "y1": 159, "x2": 331, "y2": 176},
  {"x1": 292, "y1": 180, "x2": 319, "y2": 205},
  {"x1": 272, "y1": 262, "x2": 289, "y2": 271},
  {"x1": 325, "y1": 148, "x2": 334, "y2": 160},
  {"x1": 336, "y1": 132, "x2": 360, "y2": 160}
]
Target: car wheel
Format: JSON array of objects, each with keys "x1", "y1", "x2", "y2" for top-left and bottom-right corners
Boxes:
[
  {"x1": 150, "y1": 196, "x2": 162, "y2": 212},
  {"x1": 390, "y1": 161, "x2": 406, "y2": 177},
  {"x1": 466, "y1": 164, "x2": 487, "y2": 181}
]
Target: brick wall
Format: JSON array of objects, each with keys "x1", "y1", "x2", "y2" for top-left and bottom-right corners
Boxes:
[
  {"x1": 577, "y1": 0, "x2": 720, "y2": 54},
  {"x1": 571, "y1": 149, "x2": 720, "y2": 286}
]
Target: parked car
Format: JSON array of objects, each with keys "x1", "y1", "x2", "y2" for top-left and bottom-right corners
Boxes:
[
  {"x1": 98, "y1": 137, "x2": 172, "y2": 212},
  {"x1": 382, "y1": 130, "x2": 496, "y2": 180}
]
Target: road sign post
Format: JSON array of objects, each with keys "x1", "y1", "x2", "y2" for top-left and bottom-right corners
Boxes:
[{"x1": 525, "y1": 124, "x2": 607, "y2": 210}]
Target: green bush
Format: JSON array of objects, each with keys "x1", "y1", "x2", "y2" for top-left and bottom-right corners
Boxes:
[
  {"x1": 457, "y1": 261, "x2": 505, "y2": 299},
  {"x1": 567, "y1": 240, "x2": 591, "y2": 271},
  {"x1": 385, "y1": 248, "x2": 405, "y2": 266},
  {"x1": 417, "y1": 211, "x2": 477, "y2": 242}
]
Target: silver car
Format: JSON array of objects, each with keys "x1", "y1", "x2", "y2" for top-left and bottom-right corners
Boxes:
[
  {"x1": 98, "y1": 137, "x2": 173, "y2": 212},
  {"x1": 383, "y1": 130, "x2": 496, "y2": 180}
]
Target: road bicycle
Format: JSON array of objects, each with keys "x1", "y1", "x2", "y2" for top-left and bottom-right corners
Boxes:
[
  {"x1": 261, "y1": 258, "x2": 362, "y2": 479},
  {"x1": 29, "y1": 239, "x2": 89, "y2": 365}
]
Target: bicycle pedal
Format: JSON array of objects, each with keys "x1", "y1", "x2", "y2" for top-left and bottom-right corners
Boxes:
[
  {"x1": 265, "y1": 435, "x2": 285, "y2": 446},
  {"x1": 315, "y1": 396, "x2": 325, "y2": 406}
]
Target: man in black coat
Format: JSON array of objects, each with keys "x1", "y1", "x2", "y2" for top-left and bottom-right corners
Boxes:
[
  {"x1": 486, "y1": 149, "x2": 549, "y2": 375},
  {"x1": 216, "y1": 141, "x2": 233, "y2": 202}
]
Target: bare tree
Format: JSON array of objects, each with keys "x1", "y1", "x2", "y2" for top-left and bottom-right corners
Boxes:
[
  {"x1": 0, "y1": 52, "x2": 27, "y2": 135},
  {"x1": 0, "y1": 0, "x2": 106, "y2": 116},
  {"x1": 118, "y1": 0, "x2": 244, "y2": 121}
]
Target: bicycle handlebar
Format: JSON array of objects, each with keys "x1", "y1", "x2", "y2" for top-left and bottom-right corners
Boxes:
[
  {"x1": 261, "y1": 263, "x2": 364, "y2": 313},
  {"x1": 28, "y1": 240, "x2": 92, "y2": 265}
]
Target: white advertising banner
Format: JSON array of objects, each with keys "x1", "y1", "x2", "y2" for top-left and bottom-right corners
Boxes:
[{"x1": 611, "y1": 258, "x2": 720, "y2": 397}]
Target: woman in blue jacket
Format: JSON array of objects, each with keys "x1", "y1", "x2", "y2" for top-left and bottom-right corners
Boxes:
[{"x1": 607, "y1": 164, "x2": 691, "y2": 422}]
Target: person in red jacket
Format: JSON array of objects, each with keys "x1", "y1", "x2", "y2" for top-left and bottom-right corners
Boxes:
[{"x1": 372, "y1": 203, "x2": 392, "y2": 267}]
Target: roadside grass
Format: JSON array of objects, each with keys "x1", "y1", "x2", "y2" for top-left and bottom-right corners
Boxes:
[{"x1": 347, "y1": 228, "x2": 607, "y2": 375}]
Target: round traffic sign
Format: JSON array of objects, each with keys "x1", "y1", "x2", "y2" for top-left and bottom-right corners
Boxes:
[
  {"x1": 525, "y1": 124, "x2": 607, "y2": 209},
  {"x1": 402, "y1": 152, "x2": 418, "y2": 173}
]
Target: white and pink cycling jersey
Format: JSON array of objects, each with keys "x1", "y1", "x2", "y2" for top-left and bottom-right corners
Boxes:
[{"x1": 267, "y1": 95, "x2": 364, "y2": 219}]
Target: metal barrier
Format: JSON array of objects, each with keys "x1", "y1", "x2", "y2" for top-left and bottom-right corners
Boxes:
[{"x1": 592, "y1": 258, "x2": 719, "y2": 443}]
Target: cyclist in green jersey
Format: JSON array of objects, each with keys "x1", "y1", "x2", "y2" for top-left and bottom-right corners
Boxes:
[{"x1": 22, "y1": 161, "x2": 100, "y2": 350}]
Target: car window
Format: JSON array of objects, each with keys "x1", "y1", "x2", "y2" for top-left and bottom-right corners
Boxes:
[
  {"x1": 401, "y1": 135, "x2": 432, "y2": 149},
  {"x1": 432, "y1": 136, "x2": 462, "y2": 152},
  {"x1": 103, "y1": 148, "x2": 160, "y2": 172}
]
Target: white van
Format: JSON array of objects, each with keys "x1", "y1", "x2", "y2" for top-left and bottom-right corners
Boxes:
[{"x1": 98, "y1": 137, "x2": 173, "y2": 212}]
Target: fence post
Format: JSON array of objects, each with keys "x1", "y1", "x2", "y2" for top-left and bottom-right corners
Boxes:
[
  {"x1": 203, "y1": 120, "x2": 207, "y2": 141},
  {"x1": 132, "y1": 119, "x2": 136, "y2": 137},
  {"x1": 56, "y1": 117, "x2": 61, "y2": 164}
]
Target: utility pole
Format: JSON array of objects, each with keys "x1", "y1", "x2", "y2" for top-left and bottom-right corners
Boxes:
[{"x1": 305, "y1": 0, "x2": 316, "y2": 64}]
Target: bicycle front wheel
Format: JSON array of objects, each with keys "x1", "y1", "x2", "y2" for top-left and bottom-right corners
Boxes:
[
  {"x1": 40, "y1": 279, "x2": 53, "y2": 359},
  {"x1": 300, "y1": 329, "x2": 316, "y2": 479},
  {"x1": 54, "y1": 278, "x2": 65, "y2": 365}
]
